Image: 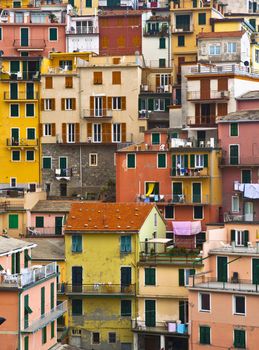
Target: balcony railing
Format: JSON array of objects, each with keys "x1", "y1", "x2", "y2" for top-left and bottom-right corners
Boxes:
[
  {"x1": 82, "y1": 109, "x2": 113, "y2": 119},
  {"x1": 191, "y1": 275, "x2": 259, "y2": 294},
  {"x1": 187, "y1": 116, "x2": 216, "y2": 127},
  {"x1": 187, "y1": 90, "x2": 230, "y2": 101},
  {"x1": 13, "y1": 39, "x2": 46, "y2": 50},
  {"x1": 140, "y1": 84, "x2": 172, "y2": 93},
  {"x1": 67, "y1": 26, "x2": 99, "y2": 34},
  {"x1": 21, "y1": 301, "x2": 67, "y2": 333},
  {"x1": 4, "y1": 92, "x2": 39, "y2": 100},
  {"x1": 1, "y1": 262, "x2": 56, "y2": 288},
  {"x1": 172, "y1": 24, "x2": 193, "y2": 33},
  {"x1": 26, "y1": 227, "x2": 63, "y2": 236},
  {"x1": 0, "y1": 200, "x2": 25, "y2": 212},
  {"x1": 171, "y1": 137, "x2": 217, "y2": 148},
  {"x1": 55, "y1": 168, "x2": 72, "y2": 178},
  {"x1": 224, "y1": 213, "x2": 254, "y2": 222},
  {"x1": 189, "y1": 64, "x2": 259, "y2": 79},
  {"x1": 132, "y1": 319, "x2": 188, "y2": 334},
  {"x1": 136, "y1": 193, "x2": 209, "y2": 204},
  {"x1": 143, "y1": 27, "x2": 169, "y2": 37},
  {"x1": 170, "y1": 167, "x2": 209, "y2": 177},
  {"x1": 0, "y1": 71, "x2": 40, "y2": 81},
  {"x1": 6, "y1": 139, "x2": 38, "y2": 147},
  {"x1": 64, "y1": 284, "x2": 136, "y2": 295}
]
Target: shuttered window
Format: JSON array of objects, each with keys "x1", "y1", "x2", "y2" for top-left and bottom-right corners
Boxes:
[
  {"x1": 230, "y1": 123, "x2": 238, "y2": 136},
  {"x1": 51, "y1": 321, "x2": 55, "y2": 338},
  {"x1": 45, "y1": 77, "x2": 53, "y2": 89},
  {"x1": 41, "y1": 287, "x2": 45, "y2": 316},
  {"x1": 9, "y1": 214, "x2": 18, "y2": 229},
  {"x1": 200, "y1": 326, "x2": 210, "y2": 344},
  {"x1": 49, "y1": 28, "x2": 58, "y2": 41},
  {"x1": 158, "y1": 153, "x2": 166, "y2": 168},
  {"x1": 120, "y1": 236, "x2": 131, "y2": 253},
  {"x1": 159, "y1": 37, "x2": 166, "y2": 49},
  {"x1": 65, "y1": 76, "x2": 73, "y2": 88},
  {"x1": 51, "y1": 282, "x2": 55, "y2": 309},
  {"x1": 36, "y1": 216, "x2": 44, "y2": 228},
  {"x1": 234, "y1": 329, "x2": 245, "y2": 348},
  {"x1": 72, "y1": 299, "x2": 82, "y2": 315},
  {"x1": 121, "y1": 300, "x2": 131, "y2": 316},
  {"x1": 178, "y1": 35, "x2": 185, "y2": 47},
  {"x1": 152, "y1": 133, "x2": 160, "y2": 145},
  {"x1": 42, "y1": 326, "x2": 47, "y2": 344},
  {"x1": 112, "y1": 71, "x2": 121, "y2": 84},
  {"x1": 145, "y1": 268, "x2": 156, "y2": 285},
  {"x1": 198, "y1": 13, "x2": 206, "y2": 25},
  {"x1": 230, "y1": 145, "x2": 239, "y2": 165},
  {"x1": 42, "y1": 157, "x2": 51, "y2": 169},
  {"x1": 10, "y1": 104, "x2": 19, "y2": 117},
  {"x1": 72, "y1": 235, "x2": 82, "y2": 252},
  {"x1": 242, "y1": 170, "x2": 251, "y2": 183},
  {"x1": 93, "y1": 72, "x2": 102, "y2": 84},
  {"x1": 127, "y1": 154, "x2": 136, "y2": 168},
  {"x1": 27, "y1": 128, "x2": 35, "y2": 140}
]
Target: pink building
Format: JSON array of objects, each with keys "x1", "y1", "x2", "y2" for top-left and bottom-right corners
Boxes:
[
  {"x1": 236, "y1": 91, "x2": 259, "y2": 111},
  {"x1": 189, "y1": 223, "x2": 259, "y2": 350},
  {"x1": 0, "y1": 7, "x2": 66, "y2": 57},
  {"x1": 0, "y1": 235, "x2": 67, "y2": 350},
  {"x1": 217, "y1": 110, "x2": 259, "y2": 223}
]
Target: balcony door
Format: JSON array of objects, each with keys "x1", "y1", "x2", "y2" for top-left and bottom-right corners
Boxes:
[
  {"x1": 121, "y1": 266, "x2": 131, "y2": 291},
  {"x1": 72, "y1": 266, "x2": 82, "y2": 292},
  {"x1": 94, "y1": 97, "x2": 103, "y2": 117},
  {"x1": 244, "y1": 202, "x2": 253, "y2": 221},
  {"x1": 145, "y1": 300, "x2": 156, "y2": 327},
  {"x1": 173, "y1": 182, "x2": 183, "y2": 202},
  {"x1": 10, "y1": 83, "x2": 18, "y2": 99},
  {"x1": 20, "y1": 28, "x2": 29, "y2": 46},
  {"x1": 217, "y1": 256, "x2": 227, "y2": 283},
  {"x1": 55, "y1": 216, "x2": 63, "y2": 235},
  {"x1": 11, "y1": 128, "x2": 19, "y2": 145},
  {"x1": 252, "y1": 259, "x2": 259, "y2": 284}
]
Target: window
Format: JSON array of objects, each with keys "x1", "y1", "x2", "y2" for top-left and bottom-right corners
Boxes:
[
  {"x1": 127, "y1": 154, "x2": 136, "y2": 168},
  {"x1": 228, "y1": 42, "x2": 237, "y2": 53},
  {"x1": 26, "y1": 104, "x2": 34, "y2": 117},
  {"x1": 67, "y1": 123, "x2": 75, "y2": 143},
  {"x1": 45, "y1": 77, "x2": 53, "y2": 89},
  {"x1": 10, "y1": 178, "x2": 16, "y2": 187},
  {"x1": 121, "y1": 300, "x2": 132, "y2": 317},
  {"x1": 42, "y1": 326, "x2": 47, "y2": 344},
  {"x1": 10, "y1": 104, "x2": 19, "y2": 117},
  {"x1": 12, "y1": 150, "x2": 20, "y2": 161},
  {"x1": 159, "y1": 58, "x2": 166, "y2": 68},
  {"x1": 154, "y1": 99, "x2": 165, "y2": 111},
  {"x1": 158, "y1": 153, "x2": 166, "y2": 168},
  {"x1": 43, "y1": 98, "x2": 52, "y2": 111},
  {"x1": 27, "y1": 128, "x2": 35, "y2": 140},
  {"x1": 0, "y1": 27, "x2": 2, "y2": 40},
  {"x1": 93, "y1": 72, "x2": 102, "y2": 84},
  {"x1": 178, "y1": 35, "x2": 185, "y2": 47},
  {"x1": 72, "y1": 299, "x2": 82, "y2": 316},
  {"x1": 230, "y1": 123, "x2": 238, "y2": 136},
  {"x1": 145, "y1": 268, "x2": 156, "y2": 285},
  {"x1": 234, "y1": 329, "x2": 246, "y2": 349},
  {"x1": 120, "y1": 236, "x2": 131, "y2": 253},
  {"x1": 230, "y1": 145, "x2": 239, "y2": 165},
  {"x1": 199, "y1": 293, "x2": 210, "y2": 312},
  {"x1": 242, "y1": 170, "x2": 251, "y2": 183},
  {"x1": 43, "y1": 157, "x2": 51, "y2": 169},
  {"x1": 193, "y1": 206, "x2": 203, "y2": 219},
  {"x1": 249, "y1": 18, "x2": 256, "y2": 29},
  {"x1": 232, "y1": 196, "x2": 239, "y2": 212},
  {"x1": 159, "y1": 37, "x2": 166, "y2": 49},
  {"x1": 65, "y1": 76, "x2": 73, "y2": 88},
  {"x1": 256, "y1": 49, "x2": 259, "y2": 63},
  {"x1": 179, "y1": 268, "x2": 195, "y2": 286},
  {"x1": 86, "y1": 0, "x2": 92, "y2": 7},
  {"x1": 112, "y1": 97, "x2": 122, "y2": 110},
  {"x1": 26, "y1": 150, "x2": 35, "y2": 161},
  {"x1": 165, "y1": 205, "x2": 174, "y2": 219},
  {"x1": 112, "y1": 123, "x2": 121, "y2": 143},
  {"x1": 89, "y1": 153, "x2": 98, "y2": 166},
  {"x1": 72, "y1": 235, "x2": 82, "y2": 252},
  {"x1": 59, "y1": 60, "x2": 72, "y2": 70},
  {"x1": 65, "y1": 98, "x2": 72, "y2": 110},
  {"x1": 49, "y1": 27, "x2": 58, "y2": 41},
  {"x1": 9, "y1": 214, "x2": 18, "y2": 229},
  {"x1": 209, "y1": 45, "x2": 221, "y2": 55},
  {"x1": 44, "y1": 123, "x2": 52, "y2": 136},
  {"x1": 152, "y1": 133, "x2": 160, "y2": 145},
  {"x1": 36, "y1": 216, "x2": 44, "y2": 228},
  {"x1": 112, "y1": 71, "x2": 121, "y2": 84},
  {"x1": 231, "y1": 229, "x2": 249, "y2": 247},
  {"x1": 200, "y1": 326, "x2": 210, "y2": 345},
  {"x1": 234, "y1": 296, "x2": 245, "y2": 315},
  {"x1": 198, "y1": 13, "x2": 206, "y2": 25},
  {"x1": 93, "y1": 123, "x2": 101, "y2": 143},
  {"x1": 92, "y1": 332, "x2": 100, "y2": 344},
  {"x1": 108, "y1": 332, "x2": 116, "y2": 344},
  {"x1": 51, "y1": 321, "x2": 55, "y2": 338},
  {"x1": 194, "y1": 154, "x2": 208, "y2": 168}
]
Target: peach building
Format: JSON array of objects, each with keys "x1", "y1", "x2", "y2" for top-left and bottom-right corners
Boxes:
[
  {"x1": 0, "y1": 235, "x2": 67, "y2": 350},
  {"x1": 189, "y1": 223, "x2": 259, "y2": 350}
]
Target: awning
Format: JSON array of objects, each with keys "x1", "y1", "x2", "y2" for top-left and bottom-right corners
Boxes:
[
  {"x1": 147, "y1": 238, "x2": 173, "y2": 244},
  {"x1": 172, "y1": 221, "x2": 201, "y2": 236},
  {"x1": 146, "y1": 183, "x2": 155, "y2": 197}
]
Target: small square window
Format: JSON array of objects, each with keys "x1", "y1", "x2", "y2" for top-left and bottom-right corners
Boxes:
[
  {"x1": 49, "y1": 28, "x2": 58, "y2": 41},
  {"x1": 108, "y1": 332, "x2": 116, "y2": 344},
  {"x1": 89, "y1": 153, "x2": 98, "y2": 166},
  {"x1": 12, "y1": 150, "x2": 20, "y2": 161},
  {"x1": 10, "y1": 104, "x2": 19, "y2": 117},
  {"x1": 26, "y1": 150, "x2": 35, "y2": 161},
  {"x1": 26, "y1": 104, "x2": 35, "y2": 117},
  {"x1": 178, "y1": 35, "x2": 185, "y2": 47},
  {"x1": 92, "y1": 332, "x2": 100, "y2": 344},
  {"x1": 193, "y1": 206, "x2": 203, "y2": 219}
]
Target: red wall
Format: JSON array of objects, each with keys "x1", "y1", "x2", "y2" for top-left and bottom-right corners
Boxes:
[{"x1": 237, "y1": 99, "x2": 259, "y2": 111}]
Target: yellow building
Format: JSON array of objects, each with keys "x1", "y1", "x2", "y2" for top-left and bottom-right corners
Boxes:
[
  {"x1": 0, "y1": 57, "x2": 41, "y2": 190},
  {"x1": 63, "y1": 0, "x2": 98, "y2": 15},
  {"x1": 134, "y1": 241, "x2": 203, "y2": 350},
  {"x1": 64, "y1": 202, "x2": 166, "y2": 349}
]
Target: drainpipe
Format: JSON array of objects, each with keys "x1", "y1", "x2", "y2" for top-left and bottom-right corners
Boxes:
[
  {"x1": 18, "y1": 291, "x2": 21, "y2": 350},
  {"x1": 79, "y1": 68, "x2": 83, "y2": 194}
]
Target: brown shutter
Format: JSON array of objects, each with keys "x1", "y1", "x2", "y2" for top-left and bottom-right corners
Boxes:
[
  {"x1": 61, "y1": 98, "x2": 65, "y2": 111},
  {"x1": 168, "y1": 75, "x2": 172, "y2": 85},
  {"x1": 72, "y1": 98, "x2": 76, "y2": 110},
  {"x1": 112, "y1": 71, "x2": 121, "y2": 84},
  {"x1": 75, "y1": 123, "x2": 80, "y2": 142},
  {"x1": 93, "y1": 72, "x2": 102, "y2": 84},
  {"x1": 62, "y1": 123, "x2": 66, "y2": 143},
  {"x1": 103, "y1": 123, "x2": 111, "y2": 143},
  {"x1": 45, "y1": 77, "x2": 53, "y2": 89},
  {"x1": 51, "y1": 123, "x2": 56, "y2": 136},
  {"x1": 39, "y1": 124, "x2": 43, "y2": 137},
  {"x1": 108, "y1": 97, "x2": 112, "y2": 109},
  {"x1": 90, "y1": 96, "x2": 94, "y2": 116},
  {"x1": 218, "y1": 103, "x2": 228, "y2": 116},
  {"x1": 103, "y1": 97, "x2": 107, "y2": 115},
  {"x1": 51, "y1": 98, "x2": 55, "y2": 111},
  {"x1": 211, "y1": 103, "x2": 216, "y2": 124},
  {"x1": 156, "y1": 74, "x2": 160, "y2": 88},
  {"x1": 122, "y1": 123, "x2": 126, "y2": 142},
  {"x1": 121, "y1": 97, "x2": 126, "y2": 110},
  {"x1": 65, "y1": 76, "x2": 73, "y2": 88},
  {"x1": 218, "y1": 77, "x2": 228, "y2": 91},
  {"x1": 41, "y1": 99, "x2": 44, "y2": 111},
  {"x1": 87, "y1": 123, "x2": 92, "y2": 138},
  {"x1": 195, "y1": 104, "x2": 200, "y2": 124},
  {"x1": 200, "y1": 79, "x2": 210, "y2": 99}
]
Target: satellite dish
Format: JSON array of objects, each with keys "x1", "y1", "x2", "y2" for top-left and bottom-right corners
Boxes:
[{"x1": 243, "y1": 61, "x2": 249, "y2": 67}]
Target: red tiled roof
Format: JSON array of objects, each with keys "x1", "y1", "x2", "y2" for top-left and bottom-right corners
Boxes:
[
  {"x1": 197, "y1": 31, "x2": 244, "y2": 39},
  {"x1": 99, "y1": 9, "x2": 143, "y2": 17},
  {"x1": 65, "y1": 202, "x2": 155, "y2": 232}
]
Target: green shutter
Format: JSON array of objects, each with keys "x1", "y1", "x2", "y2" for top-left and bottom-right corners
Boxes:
[
  {"x1": 200, "y1": 326, "x2": 210, "y2": 344},
  {"x1": 86, "y1": 0, "x2": 92, "y2": 6},
  {"x1": 43, "y1": 157, "x2": 51, "y2": 169},
  {"x1": 41, "y1": 287, "x2": 45, "y2": 316},
  {"x1": 11, "y1": 104, "x2": 19, "y2": 117},
  {"x1": 36, "y1": 216, "x2": 44, "y2": 228},
  {"x1": 204, "y1": 154, "x2": 208, "y2": 167},
  {"x1": 127, "y1": 154, "x2": 135, "y2": 168},
  {"x1": 121, "y1": 300, "x2": 132, "y2": 316},
  {"x1": 230, "y1": 123, "x2": 238, "y2": 136},
  {"x1": 27, "y1": 128, "x2": 35, "y2": 140},
  {"x1": 24, "y1": 294, "x2": 32, "y2": 329},
  {"x1": 158, "y1": 154, "x2": 166, "y2": 168},
  {"x1": 16, "y1": 252, "x2": 20, "y2": 273},
  {"x1": 152, "y1": 133, "x2": 160, "y2": 145},
  {"x1": 11, "y1": 253, "x2": 15, "y2": 274},
  {"x1": 51, "y1": 321, "x2": 55, "y2": 338},
  {"x1": 198, "y1": 13, "x2": 206, "y2": 25},
  {"x1": 190, "y1": 154, "x2": 195, "y2": 168},
  {"x1": 10, "y1": 83, "x2": 18, "y2": 99},
  {"x1": 179, "y1": 269, "x2": 185, "y2": 286},
  {"x1": 26, "y1": 83, "x2": 34, "y2": 99},
  {"x1": 178, "y1": 35, "x2": 185, "y2": 47},
  {"x1": 24, "y1": 336, "x2": 29, "y2": 350},
  {"x1": 217, "y1": 256, "x2": 228, "y2": 282},
  {"x1": 42, "y1": 326, "x2": 47, "y2": 344},
  {"x1": 192, "y1": 183, "x2": 201, "y2": 203},
  {"x1": 26, "y1": 104, "x2": 34, "y2": 117},
  {"x1": 234, "y1": 329, "x2": 245, "y2": 348},
  {"x1": 231, "y1": 230, "x2": 235, "y2": 243},
  {"x1": 9, "y1": 214, "x2": 18, "y2": 229},
  {"x1": 165, "y1": 98, "x2": 171, "y2": 112},
  {"x1": 49, "y1": 28, "x2": 57, "y2": 41},
  {"x1": 230, "y1": 145, "x2": 239, "y2": 165},
  {"x1": 159, "y1": 37, "x2": 166, "y2": 49},
  {"x1": 252, "y1": 259, "x2": 259, "y2": 284},
  {"x1": 145, "y1": 300, "x2": 156, "y2": 327},
  {"x1": 72, "y1": 299, "x2": 82, "y2": 316},
  {"x1": 242, "y1": 170, "x2": 251, "y2": 183},
  {"x1": 51, "y1": 282, "x2": 55, "y2": 309},
  {"x1": 145, "y1": 268, "x2": 156, "y2": 285},
  {"x1": 172, "y1": 155, "x2": 176, "y2": 175},
  {"x1": 24, "y1": 250, "x2": 31, "y2": 268},
  {"x1": 244, "y1": 230, "x2": 249, "y2": 247},
  {"x1": 10, "y1": 61, "x2": 19, "y2": 73},
  {"x1": 183, "y1": 155, "x2": 188, "y2": 168},
  {"x1": 148, "y1": 98, "x2": 154, "y2": 111}
]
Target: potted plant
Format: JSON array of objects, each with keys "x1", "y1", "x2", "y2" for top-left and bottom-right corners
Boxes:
[{"x1": 49, "y1": 13, "x2": 58, "y2": 23}]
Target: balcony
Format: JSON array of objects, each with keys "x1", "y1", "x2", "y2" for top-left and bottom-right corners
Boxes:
[
  {"x1": 220, "y1": 155, "x2": 259, "y2": 167},
  {"x1": 21, "y1": 301, "x2": 67, "y2": 333},
  {"x1": 55, "y1": 168, "x2": 72, "y2": 180},
  {"x1": 190, "y1": 275, "x2": 259, "y2": 294},
  {"x1": 224, "y1": 213, "x2": 255, "y2": 222},
  {"x1": 0, "y1": 71, "x2": 40, "y2": 81},
  {"x1": 210, "y1": 241, "x2": 259, "y2": 256},
  {"x1": 132, "y1": 319, "x2": 188, "y2": 335},
  {"x1": 187, "y1": 116, "x2": 216, "y2": 127},
  {"x1": 67, "y1": 26, "x2": 99, "y2": 34},
  {"x1": 136, "y1": 194, "x2": 209, "y2": 205},
  {"x1": 81, "y1": 109, "x2": 113, "y2": 119},
  {"x1": 6, "y1": 139, "x2": 38, "y2": 148},
  {"x1": 13, "y1": 39, "x2": 46, "y2": 51},
  {"x1": 171, "y1": 137, "x2": 217, "y2": 148},
  {"x1": 189, "y1": 64, "x2": 259, "y2": 79},
  {"x1": 64, "y1": 284, "x2": 136, "y2": 296},
  {"x1": 0, "y1": 200, "x2": 24, "y2": 212},
  {"x1": 170, "y1": 167, "x2": 209, "y2": 177},
  {"x1": 26, "y1": 226, "x2": 63, "y2": 237},
  {"x1": 140, "y1": 84, "x2": 172, "y2": 94},
  {"x1": 3, "y1": 91, "x2": 38, "y2": 101},
  {"x1": 172, "y1": 24, "x2": 193, "y2": 33},
  {"x1": 187, "y1": 90, "x2": 230, "y2": 101},
  {"x1": 0, "y1": 262, "x2": 57, "y2": 289},
  {"x1": 143, "y1": 26, "x2": 169, "y2": 37}
]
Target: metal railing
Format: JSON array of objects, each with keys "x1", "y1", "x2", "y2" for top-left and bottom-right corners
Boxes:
[
  {"x1": 220, "y1": 156, "x2": 259, "y2": 166},
  {"x1": 143, "y1": 27, "x2": 169, "y2": 36},
  {"x1": 136, "y1": 193, "x2": 209, "y2": 204},
  {"x1": 187, "y1": 90, "x2": 230, "y2": 100},
  {"x1": 13, "y1": 39, "x2": 46, "y2": 49},
  {"x1": 170, "y1": 167, "x2": 209, "y2": 177},
  {"x1": 21, "y1": 301, "x2": 67, "y2": 333},
  {"x1": 224, "y1": 213, "x2": 254, "y2": 222},
  {"x1": 26, "y1": 227, "x2": 63, "y2": 236},
  {"x1": 132, "y1": 319, "x2": 188, "y2": 334},
  {"x1": 0, "y1": 200, "x2": 25, "y2": 211},
  {"x1": 140, "y1": 84, "x2": 172, "y2": 93},
  {"x1": 189, "y1": 64, "x2": 259, "y2": 78},
  {"x1": 6, "y1": 138, "x2": 38, "y2": 147},
  {"x1": 0, "y1": 71, "x2": 40, "y2": 81},
  {"x1": 55, "y1": 168, "x2": 72, "y2": 177},
  {"x1": 1, "y1": 262, "x2": 56, "y2": 288},
  {"x1": 82, "y1": 109, "x2": 113, "y2": 118},
  {"x1": 64, "y1": 283, "x2": 136, "y2": 295},
  {"x1": 4, "y1": 91, "x2": 38, "y2": 100},
  {"x1": 187, "y1": 116, "x2": 216, "y2": 126},
  {"x1": 47, "y1": 67, "x2": 76, "y2": 74},
  {"x1": 172, "y1": 24, "x2": 194, "y2": 33},
  {"x1": 67, "y1": 26, "x2": 99, "y2": 34},
  {"x1": 170, "y1": 137, "x2": 218, "y2": 148}
]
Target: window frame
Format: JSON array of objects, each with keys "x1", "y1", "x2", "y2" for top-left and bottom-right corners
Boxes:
[
  {"x1": 11, "y1": 150, "x2": 21, "y2": 162},
  {"x1": 112, "y1": 123, "x2": 121, "y2": 143},
  {"x1": 233, "y1": 295, "x2": 246, "y2": 316},
  {"x1": 26, "y1": 150, "x2": 35, "y2": 162},
  {"x1": 42, "y1": 156, "x2": 52, "y2": 169},
  {"x1": 49, "y1": 27, "x2": 58, "y2": 41},
  {"x1": 89, "y1": 153, "x2": 98, "y2": 167},
  {"x1": 199, "y1": 292, "x2": 211, "y2": 312},
  {"x1": 209, "y1": 44, "x2": 221, "y2": 55},
  {"x1": 127, "y1": 153, "x2": 136, "y2": 169},
  {"x1": 43, "y1": 123, "x2": 52, "y2": 136}
]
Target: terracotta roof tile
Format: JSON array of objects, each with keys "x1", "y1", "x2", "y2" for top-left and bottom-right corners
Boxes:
[
  {"x1": 65, "y1": 202, "x2": 155, "y2": 232},
  {"x1": 197, "y1": 31, "x2": 244, "y2": 39}
]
